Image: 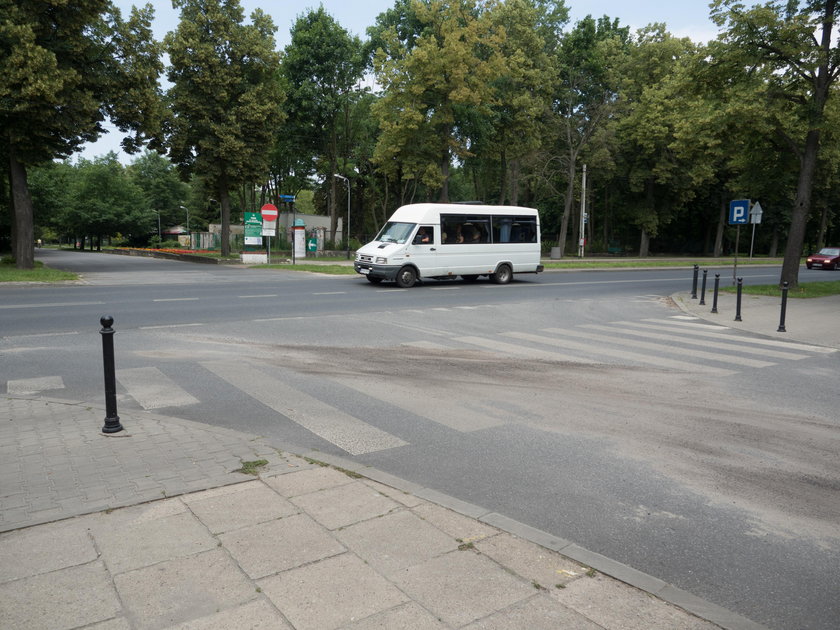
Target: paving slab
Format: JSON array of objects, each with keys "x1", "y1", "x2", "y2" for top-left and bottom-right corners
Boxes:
[
  {"x1": 391, "y1": 549, "x2": 536, "y2": 627},
  {"x1": 219, "y1": 512, "x2": 345, "y2": 579},
  {"x1": 0, "y1": 561, "x2": 121, "y2": 630},
  {"x1": 461, "y1": 594, "x2": 603, "y2": 630},
  {"x1": 0, "y1": 518, "x2": 97, "y2": 582},
  {"x1": 289, "y1": 478, "x2": 401, "y2": 530},
  {"x1": 258, "y1": 553, "x2": 409, "y2": 630},
  {"x1": 335, "y1": 509, "x2": 459, "y2": 577},
  {"x1": 181, "y1": 480, "x2": 298, "y2": 533},
  {"x1": 113, "y1": 548, "x2": 256, "y2": 630}
]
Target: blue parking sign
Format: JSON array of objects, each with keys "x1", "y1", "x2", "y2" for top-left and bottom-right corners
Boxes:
[{"x1": 729, "y1": 199, "x2": 749, "y2": 225}]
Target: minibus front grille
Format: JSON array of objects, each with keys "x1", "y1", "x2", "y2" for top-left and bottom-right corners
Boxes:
[{"x1": 358, "y1": 254, "x2": 373, "y2": 263}]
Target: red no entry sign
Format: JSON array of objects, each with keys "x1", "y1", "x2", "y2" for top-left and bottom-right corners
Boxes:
[{"x1": 261, "y1": 204, "x2": 278, "y2": 222}]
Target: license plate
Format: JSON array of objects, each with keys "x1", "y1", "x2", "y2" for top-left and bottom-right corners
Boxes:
[
  {"x1": 814, "y1": 264, "x2": 823, "y2": 268},
  {"x1": 360, "y1": 268, "x2": 370, "y2": 274}
]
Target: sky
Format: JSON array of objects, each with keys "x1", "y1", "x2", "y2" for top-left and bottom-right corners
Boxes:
[{"x1": 83, "y1": 0, "x2": 720, "y2": 161}]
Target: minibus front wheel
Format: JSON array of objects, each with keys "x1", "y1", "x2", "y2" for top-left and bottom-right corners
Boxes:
[
  {"x1": 396, "y1": 266, "x2": 418, "y2": 288},
  {"x1": 491, "y1": 263, "x2": 512, "y2": 285}
]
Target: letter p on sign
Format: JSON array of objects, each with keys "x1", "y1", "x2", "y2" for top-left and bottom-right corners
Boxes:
[{"x1": 729, "y1": 199, "x2": 749, "y2": 225}]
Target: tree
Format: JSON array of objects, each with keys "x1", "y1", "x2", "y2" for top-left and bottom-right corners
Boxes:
[
  {"x1": 281, "y1": 7, "x2": 365, "y2": 242},
  {"x1": 371, "y1": 0, "x2": 507, "y2": 202},
  {"x1": 165, "y1": 0, "x2": 284, "y2": 257},
  {"x1": 543, "y1": 15, "x2": 629, "y2": 257},
  {"x1": 128, "y1": 151, "x2": 190, "y2": 230},
  {"x1": 0, "y1": 0, "x2": 162, "y2": 268},
  {"x1": 711, "y1": 0, "x2": 840, "y2": 288}
]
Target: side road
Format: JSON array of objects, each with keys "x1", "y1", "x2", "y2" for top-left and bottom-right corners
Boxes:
[{"x1": 0, "y1": 396, "x2": 766, "y2": 630}]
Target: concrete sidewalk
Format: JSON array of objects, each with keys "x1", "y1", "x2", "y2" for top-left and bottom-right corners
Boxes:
[{"x1": 0, "y1": 396, "x2": 768, "y2": 630}]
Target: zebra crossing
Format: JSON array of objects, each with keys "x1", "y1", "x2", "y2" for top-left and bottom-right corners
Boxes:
[{"x1": 6, "y1": 315, "x2": 835, "y2": 456}]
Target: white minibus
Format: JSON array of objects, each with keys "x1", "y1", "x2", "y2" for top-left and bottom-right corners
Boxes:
[{"x1": 354, "y1": 203, "x2": 544, "y2": 288}]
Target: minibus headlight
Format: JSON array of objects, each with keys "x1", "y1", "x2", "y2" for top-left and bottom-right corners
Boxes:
[{"x1": 375, "y1": 257, "x2": 388, "y2": 264}]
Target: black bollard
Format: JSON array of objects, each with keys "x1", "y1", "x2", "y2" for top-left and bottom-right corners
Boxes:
[
  {"x1": 735, "y1": 278, "x2": 743, "y2": 322},
  {"x1": 100, "y1": 315, "x2": 124, "y2": 434},
  {"x1": 699, "y1": 269, "x2": 708, "y2": 305},
  {"x1": 711, "y1": 273, "x2": 720, "y2": 314},
  {"x1": 778, "y1": 281, "x2": 788, "y2": 332},
  {"x1": 691, "y1": 264, "x2": 699, "y2": 299}
]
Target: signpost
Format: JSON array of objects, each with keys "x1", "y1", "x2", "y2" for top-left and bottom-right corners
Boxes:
[
  {"x1": 260, "y1": 204, "x2": 278, "y2": 263},
  {"x1": 749, "y1": 201, "x2": 763, "y2": 259},
  {"x1": 729, "y1": 199, "x2": 750, "y2": 284}
]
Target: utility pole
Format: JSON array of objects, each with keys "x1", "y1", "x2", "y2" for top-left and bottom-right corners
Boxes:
[{"x1": 578, "y1": 164, "x2": 587, "y2": 258}]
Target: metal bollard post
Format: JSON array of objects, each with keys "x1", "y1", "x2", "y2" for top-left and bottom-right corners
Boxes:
[
  {"x1": 699, "y1": 269, "x2": 708, "y2": 305},
  {"x1": 735, "y1": 278, "x2": 743, "y2": 322},
  {"x1": 711, "y1": 273, "x2": 720, "y2": 314},
  {"x1": 100, "y1": 315, "x2": 124, "y2": 434},
  {"x1": 778, "y1": 282, "x2": 788, "y2": 332},
  {"x1": 691, "y1": 265, "x2": 699, "y2": 299}
]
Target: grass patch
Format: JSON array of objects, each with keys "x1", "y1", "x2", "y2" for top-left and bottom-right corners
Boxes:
[
  {"x1": 0, "y1": 257, "x2": 77, "y2": 283},
  {"x1": 721, "y1": 279, "x2": 840, "y2": 298},
  {"x1": 542, "y1": 257, "x2": 783, "y2": 270},
  {"x1": 252, "y1": 263, "x2": 358, "y2": 274},
  {"x1": 234, "y1": 459, "x2": 269, "y2": 475}
]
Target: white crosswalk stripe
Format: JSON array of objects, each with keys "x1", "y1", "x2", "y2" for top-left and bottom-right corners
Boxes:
[
  {"x1": 457, "y1": 335, "x2": 591, "y2": 363},
  {"x1": 201, "y1": 360, "x2": 407, "y2": 455},
  {"x1": 501, "y1": 331, "x2": 735, "y2": 375},
  {"x1": 6, "y1": 375, "x2": 65, "y2": 395},
  {"x1": 578, "y1": 324, "x2": 810, "y2": 360},
  {"x1": 115, "y1": 366, "x2": 200, "y2": 410}
]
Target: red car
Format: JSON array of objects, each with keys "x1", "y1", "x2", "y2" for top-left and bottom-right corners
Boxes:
[{"x1": 806, "y1": 247, "x2": 840, "y2": 270}]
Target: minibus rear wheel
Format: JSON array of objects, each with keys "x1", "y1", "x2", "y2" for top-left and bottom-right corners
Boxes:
[
  {"x1": 396, "y1": 266, "x2": 417, "y2": 288},
  {"x1": 491, "y1": 263, "x2": 512, "y2": 284}
]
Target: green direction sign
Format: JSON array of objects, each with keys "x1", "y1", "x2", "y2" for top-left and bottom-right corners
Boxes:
[{"x1": 244, "y1": 212, "x2": 262, "y2": 238}]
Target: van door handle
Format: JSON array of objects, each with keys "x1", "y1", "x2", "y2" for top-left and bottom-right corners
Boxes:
[{"x1": 430, "y1": 247, "x2": 436, "y2": 251}]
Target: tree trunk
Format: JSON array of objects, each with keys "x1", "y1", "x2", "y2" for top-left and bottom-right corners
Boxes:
[
  {"x1": 438, "y1": 145, "x2": 450, "y2": 202},
  {"x1": 817, "y1": 204, "x2": 828, "y2": 250},
  {"x1": 8, "y1": 146, "x2": 35, "y2": 270},
  {"x1": 219, "y1": 174, "x2": 232, "y2": 257},
  {"x1": 555, "y1": 155, "x2": 577, "y2": 258},
  {"x1": 714, "y1": 197, "x2": 726, "y2": 257},
  {"x1": 639, "y1": 228, "x2": 650, "y2": 257},
  {"x1": 497, "y1": 148, "x2": 507, "y2": 205},
  {"x1": 781, "y1": 128, "x2": 821, "y2": 288},
  {"x1": 509, "y1": 158, "x2": 520, "y2": 206}
]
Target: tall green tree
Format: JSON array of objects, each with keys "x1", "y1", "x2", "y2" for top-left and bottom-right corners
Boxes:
[
  {"x1": 544, "y1": 15, "x2": 629, "y2": 256},
  {"x1": 281, "y1": 7, "x2": 365, "y2": 242},
  {"x1": 371, "y1": 0, "x2": 507, "y2": 202},
  {"x1": 0, "y1": 0, "x2": 162, "y2": 268},
  {"x1": 711, "y1": 0, "x2": 840, "y2": 288},
  {"x1": 165, "y1": 0, "x2": 284, "y2": 256}
]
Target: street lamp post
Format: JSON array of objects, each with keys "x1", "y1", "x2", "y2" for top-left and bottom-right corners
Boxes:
[
  {"x1": 153, "y1": 210, "x2": 161, "y2": 241},
  {"x1": 180, "y1": 205, "x2": 190, "y2": 249},
  {"x1": 334, "y1": 174, "x2": 350, "y2": 260}
]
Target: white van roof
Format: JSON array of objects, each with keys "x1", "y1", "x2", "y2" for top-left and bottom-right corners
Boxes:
[{"x1": 389, "y1": 203, "x2": 538, "y2": 224}]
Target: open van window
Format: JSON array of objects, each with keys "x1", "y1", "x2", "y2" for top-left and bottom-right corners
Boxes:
[{"x1": 375, "y1": 221, "x2": 415, "y2": 244}]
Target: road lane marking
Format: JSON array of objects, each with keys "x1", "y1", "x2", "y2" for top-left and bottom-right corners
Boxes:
[
  {"x1": 580, "y1": 324, "x2": 809, "y2": 360},
  {"x1": 201, "y1": 361, "x2": 407, "y2": 455},
  {"x1": 153, "y1": 298, "x2": 199, "y2": 302},
  {"x1": 457, "y1": 336, "x2": 591, "y2": 363},
  {"x1": 0, "y1": 301, "x2": 105, "y2": 310},
  {"x1": 139, "y1": 323, "x2": 204, "y2": 330},
  {"x1": 238, "y1": 294, "x2": 278, "y2": 298},
  {"x1": 643, "y1": 319, "x2": 838, "y2": 353},
  {"x1": 541, "y1": 327, "x2": 774, "y2": 368},
  {"x1": 505, "y1": 331, "x2": 736, "y2": 375},
  {"x1": 115, "y1": 367, "x2": 200, "y2": 410}
]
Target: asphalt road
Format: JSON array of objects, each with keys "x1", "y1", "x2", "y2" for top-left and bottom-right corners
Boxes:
[{"x1": 3, "y1": 248, "x2": 839, "y2": 630}]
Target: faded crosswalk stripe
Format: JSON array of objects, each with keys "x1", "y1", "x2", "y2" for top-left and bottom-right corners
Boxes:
[
  {"x1": 457, "y1": 336, "x2": 591, "y2": 363},
  {"x1": 580, "y1": 324, "x2": 809, "y2": 360},
  {"x1": 201, "y1": 360, "x2": 407, "y2": 455},
  {"x1": 541, "y1": 327, "x2": 774, "y2": 368},
  {"x1": 502, "y1": 331, "x2": 734, "y2": 375},
  {"x1": 115, "y1": 366, "x2": 200, "y2": 410},
  {"x1": 6, "y1": 376, "x2": 65, "y2": 395}
]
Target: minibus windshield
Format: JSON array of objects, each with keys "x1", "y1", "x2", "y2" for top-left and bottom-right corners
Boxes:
[{"x1": 375, "y1": 221, "x2": 415, "y2": 244}]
